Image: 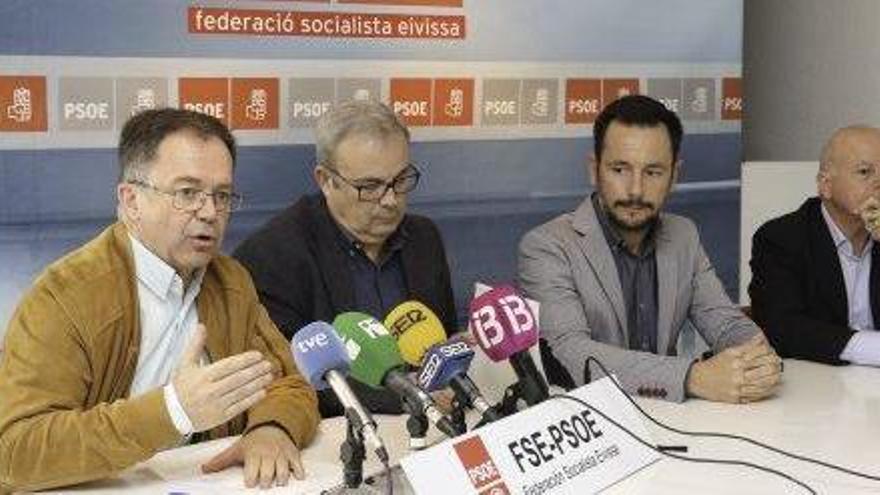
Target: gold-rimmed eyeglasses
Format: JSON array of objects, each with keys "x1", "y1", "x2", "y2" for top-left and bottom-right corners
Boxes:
[{"x1": 128, "y1": 180, "x2": 243, "y2": 213}]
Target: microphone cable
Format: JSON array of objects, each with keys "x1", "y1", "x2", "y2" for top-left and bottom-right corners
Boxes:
[
  {"x1": 545, "y1": 393, "x2": 816, "y2": 494},
  {"x1": 362, "y1": 458, "x2": 394, "y2": 495},
  {"x1": 382, "y1": 458, "x2": 393, "y2": 495},
  {"x1": 584, "y1": 356, "x2": 880, "y2": 484}
]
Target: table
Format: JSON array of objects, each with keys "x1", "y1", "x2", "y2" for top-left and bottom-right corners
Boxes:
[
  {"x1": 45, "y1": 360, "x2": 880, "y2": 494},
  {"x1": 605, "y1": 359, "x2": 880, "y2": 495}
]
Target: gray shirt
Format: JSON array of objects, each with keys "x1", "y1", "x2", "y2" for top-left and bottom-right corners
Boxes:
[{"x1": 592, "y1": 194, "x2": 659, "y2": 354}]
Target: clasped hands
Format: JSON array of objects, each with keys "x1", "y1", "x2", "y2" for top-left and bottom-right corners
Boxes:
[{"x1": 687, "y1": 334, "x2": 783, "y2": 404}]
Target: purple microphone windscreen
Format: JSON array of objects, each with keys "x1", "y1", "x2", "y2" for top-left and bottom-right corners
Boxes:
[
  {"x1": 468, "y1": 285, "x2": 539, "y2": 362},
  {"x1": 290, "y1": 321, "x2": 351, "y2": 390}
]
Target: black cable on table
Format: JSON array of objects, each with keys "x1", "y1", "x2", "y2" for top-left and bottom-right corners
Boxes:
[
  {"x1": 547, "y1": 393, "x2": 816, "y2": 494},
  {"x1": 584, "y1": 356, "x2": 880, "y2": 483}
]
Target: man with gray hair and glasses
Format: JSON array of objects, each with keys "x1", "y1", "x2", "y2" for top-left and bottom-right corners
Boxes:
[
  {"x1": 0, "y1": 108, "x2": 319, "y2": 492},
  {"x1": 234, "y1": 100, "x2": 457, "y2": 417}
]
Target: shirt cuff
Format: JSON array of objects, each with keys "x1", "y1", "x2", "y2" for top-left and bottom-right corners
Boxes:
[
  {"x1": 163, "y1": 382, "x2": 195, "y2": 436},
  {"x1": 840, "y1": 331, "x2": 880, "y2": 366}
]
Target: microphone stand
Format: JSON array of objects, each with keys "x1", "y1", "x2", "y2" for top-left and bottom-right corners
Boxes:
[
  {"x1": 449, "y1": 377, "x2": 502, "y2": 428},
  {"x1": 499, "y1": 381, "x2": 524, "y2": 417},
  {"x1": 403, "y1": 399, "x2": 429, "y2": 450},
  {"x1": 499, "y1": 378, "x2": 546, "y2": 417},
  {"x1": 449, "y1": 396, "x2": 468, "y2": 434},
  {"x1": 499, "y1": 352, "x2": 549, "y2": 416},
  {"x1": 339, "y1": 408, "x2": 366, "y2": 488}
]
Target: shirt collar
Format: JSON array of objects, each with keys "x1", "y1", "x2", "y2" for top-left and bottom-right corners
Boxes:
[
  {"x1": 820, "y1": 203, "x2": 873, "y2": 259},
  {"x1": 128, "y1": 234, "x2": 205, "y2": 300},
  {"x1": 330, "y1": 212, "x2": 409, "y2": 263},
  {"x1": 591, "y1": 192, "x2": 658, "y2": 257}
]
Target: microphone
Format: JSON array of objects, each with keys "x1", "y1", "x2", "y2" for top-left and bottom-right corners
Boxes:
[
  {"x1": 385, "y1": 300, "x2": 447, "y2": 366},
  {"x1": 331, "y1": 312, "x2": 463, "y2": 438},
  {"x1": 417, "y1": 337, "x2": 503, "y2": 424},
  {"x1": 469, "y1": 285, "x2": 549, "y2": 410},
  {"x1": 290, "y1": 322, "x2": 389, "y2": 464},
  {"x1": 386, "y1": 300, "x2": 501, "y2": 424}
]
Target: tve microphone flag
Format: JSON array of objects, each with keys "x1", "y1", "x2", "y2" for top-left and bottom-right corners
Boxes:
[
  {"x1": 469, "y1": 285, "x2": 549, "y2": 409},
  {"x1": 291, "y1": 321, "x2": 351, "y2": 389},
  {"x1": 290, "y1": 321, "x2": 388, "y2": 463}
]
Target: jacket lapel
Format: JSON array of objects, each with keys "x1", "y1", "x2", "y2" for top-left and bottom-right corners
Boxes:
[
  {"x1": 870, "y1": 242, "x2": 880, "y2": 326},
  {"x1": 654, "y1": 223, "x2": 677, "y2": 354},
  {"x1": 110, "y1": 223, "x2": 142, "y2": 399},
  {"x1": 197, "y1": 280, "x2": 228, "y2": 363},
  {"x1": 809, "y1": 201, "x2": 849, "y2": 323},
  {"x1": 311, "y1": 197, "x2": 355, "y2": 313},
  {"x1": 572, "y1": 199, "x2": 629, "y2": 345},
  {"x1": 399, "y1": 220, "x2": 423, "y2": 300}
]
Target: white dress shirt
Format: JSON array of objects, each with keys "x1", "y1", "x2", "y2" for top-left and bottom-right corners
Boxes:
[
  {"x1": 821, "y1": 205, "x2": 880, "y2": 366},
  {"x1": 128, "y1": 234, "x2": 204, "y2": 435}
]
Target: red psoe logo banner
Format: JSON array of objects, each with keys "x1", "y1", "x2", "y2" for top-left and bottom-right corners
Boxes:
[
  {"x1": 721, "y1": 77, "x2": 742, "y2": 121},
  {"x1": 179, "y1": 77, "x2": 230, "y2": 125},
  {"x1": 231, "y1": 78, "x2": 279, "y2": 130},
  {"x1": 434, "y1": 78, "x2": 474, "y2": 126},
  {"x1": 390, "y1": 78, "x2": 433, "y2": 126},
  {"x1": 453, "y1": 436, "x2": 511, "y2": 494},
  {"x1": 0, "y1": 76, "x2": 47, "y2": 132}
]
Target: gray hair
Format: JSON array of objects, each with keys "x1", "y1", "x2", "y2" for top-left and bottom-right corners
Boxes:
[{"x1": 314, "y1": 100, "x2": 410, "y2": 167}]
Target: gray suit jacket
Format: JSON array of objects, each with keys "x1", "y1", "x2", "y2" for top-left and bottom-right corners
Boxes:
[{"x1": 518, "y1": 198, "x2": 758, "y2": 402}]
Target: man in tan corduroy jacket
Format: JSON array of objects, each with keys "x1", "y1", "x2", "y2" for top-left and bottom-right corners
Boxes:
[{"x1": 0, "y1": 109, "x2": 319, "y2": 492}]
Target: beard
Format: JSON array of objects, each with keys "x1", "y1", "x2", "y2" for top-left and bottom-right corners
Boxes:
[{"x1": 607, "y1": 199, "x2": 659, "y2": 232}]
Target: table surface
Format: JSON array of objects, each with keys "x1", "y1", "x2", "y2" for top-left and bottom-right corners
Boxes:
[{"x1": 43, "y1": 359, "x2": 880, "y2": 495}]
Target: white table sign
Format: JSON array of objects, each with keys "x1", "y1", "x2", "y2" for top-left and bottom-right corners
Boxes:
[{"x1": 401, "y1": 377, "x2": 659, "y2": 495}]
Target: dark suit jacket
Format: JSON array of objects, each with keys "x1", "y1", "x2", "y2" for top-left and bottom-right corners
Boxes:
[
  {"x1": 749, "y1": 197, "x2": 880, "y2": 364},
  {"x1": 233, "y1": 194, "x2": 457, "y2": 416}
]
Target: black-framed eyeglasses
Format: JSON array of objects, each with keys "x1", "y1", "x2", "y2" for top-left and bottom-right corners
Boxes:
[
  {"x1": 322, "y1": 163, "x2": 421, "y2": 202},
  {"x1": 128, "y1": 179, "x2": 243, "y2": 213}
]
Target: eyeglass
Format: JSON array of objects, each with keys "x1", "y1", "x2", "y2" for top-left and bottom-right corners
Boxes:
[
  {"x1": 322, "y1": 163, "x2": 421, "y2": 202},
  {"x1": 128, "y1": 179, "x2": 243, "y2": 213}
]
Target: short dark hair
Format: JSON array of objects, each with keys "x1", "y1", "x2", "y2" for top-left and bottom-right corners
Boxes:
[
  {"x1": 593, "y1": 94, "x2": 683, "y2": 164},
  {"x1": 118, "y1": 108, "x2": 236, "y2": 183}
]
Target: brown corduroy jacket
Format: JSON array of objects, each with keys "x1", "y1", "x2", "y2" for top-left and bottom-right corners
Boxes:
[{"x1": 0, "y1": 223, "x2": 319, "y2": 492}]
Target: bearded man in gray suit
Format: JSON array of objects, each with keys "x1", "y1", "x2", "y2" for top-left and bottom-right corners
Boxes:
[{"x1": 518, "y1": 95, "x2": 781, "y2": 404}]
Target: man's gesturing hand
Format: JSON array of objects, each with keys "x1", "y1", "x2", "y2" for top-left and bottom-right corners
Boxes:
[{"x1": 173, "y1": 324, "x2": 274, "y2": 432}]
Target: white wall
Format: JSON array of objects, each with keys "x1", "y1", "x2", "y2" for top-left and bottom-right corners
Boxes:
[
  {"x1": 739, "y1": 161, "x2": 819, "y2": 304},
  {"x1": 744, "y1": 0, "x2": 880, "y2": 161}
]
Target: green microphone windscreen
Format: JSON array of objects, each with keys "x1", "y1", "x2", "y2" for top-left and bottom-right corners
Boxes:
[{"x1": 332, "y1": 311, "x2": 405, "y2": 388}]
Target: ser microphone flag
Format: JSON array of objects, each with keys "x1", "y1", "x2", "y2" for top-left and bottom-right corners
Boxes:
[
  {"x1": 385, "y1": 299, "x2": 447, "y2": 366},
  {"x1": 387, "y1": 300, "x2": 501, "y2": 423}
]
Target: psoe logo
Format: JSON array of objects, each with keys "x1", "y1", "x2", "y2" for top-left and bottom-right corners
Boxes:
[{"x1": 453, "y1": 435, "x2": 511, "y2": 495}]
